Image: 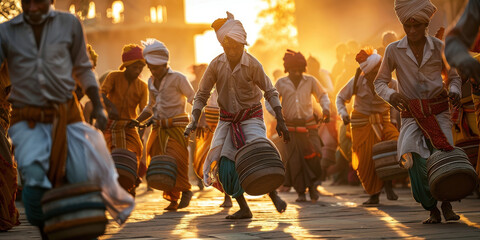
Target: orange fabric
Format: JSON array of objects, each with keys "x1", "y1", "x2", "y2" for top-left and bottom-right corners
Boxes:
[
  {"x1": 101, "y1": 71, "x2": 148, "y2": 120},
  {"x1": 472, "y1": 93, "x2": 480, "y2": 178},
  {"x1": 147, "y1": 126, "x2": 190, "y2": 202},
  {"x1": 103, "y1": 120, "x2": 143, "y2": 173},
  {"x1": 11, "y1": 97, "x2": 83, "y2": 187},
  {"x1": 351, "y1": 110, "x2": 399, "y2": 195},
  {"x1": 0, "y1": 149, "x2": 19, "y2": 231}
]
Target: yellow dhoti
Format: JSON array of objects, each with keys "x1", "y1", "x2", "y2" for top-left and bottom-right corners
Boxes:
[{"x1": 351, "y1": 110, "x2": 399, "y2": 195}]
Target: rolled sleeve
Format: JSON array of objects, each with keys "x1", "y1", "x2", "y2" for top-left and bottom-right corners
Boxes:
[
  {"x1": 70, "y1": 16, "x2": 97, "y2": 90},
  {"x1": 193, "y1": 64, "x2": 215, "y2": 111},
  {"x1": 374, "y1": 45, "x2": 396, "y2": 102},
  {"x1": 312, "y1": 77, "x2": 330, "y2": 111},
  {"x1": 141, "y1": 89, "x2": 155, "y2": 115},
  {"x1": 447, "y1": 67, "x2": 462, "y2": 97},
  {"x1": 178, "y1": 76, "x2": 195, "y2": 105},
  {"x1": 253, "y1": 64, "x2": 281, "y2": 109},
  {"x1": 336, "y1": 79, "x2": 354, "y2": 118}
]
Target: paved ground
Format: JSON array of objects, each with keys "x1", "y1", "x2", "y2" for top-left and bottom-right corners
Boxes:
[{"x1": 3, "y1": 181, "x2": 480, "y2": 239}]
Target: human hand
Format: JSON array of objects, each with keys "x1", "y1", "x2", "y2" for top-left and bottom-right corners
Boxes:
[
  {"x1": 322, "y1": 110, "x2": 330, "y2": 123},
  {"x1": 389, "y1": 93, "x2": 409, "y2": 112},
  {"x1": 276, "y1": 119, "x2": 290, "y2": 143},
  {"x1": 449, "y1": 91, "x2": 461, "y2": 109},
  {"x1": 92, "y1": 106, "x2": 108, "y2": 131},
  {"x1": 342, "y1": 115, "x2": 351, "y2": 125}
]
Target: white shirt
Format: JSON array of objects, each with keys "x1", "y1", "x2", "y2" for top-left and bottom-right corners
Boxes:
[
  {"x1": 0, "y1": 11, "x2": 97, "y2": 107},
  {"x1": 142, "y1": 69, "x2": 195, "y2": 119}
]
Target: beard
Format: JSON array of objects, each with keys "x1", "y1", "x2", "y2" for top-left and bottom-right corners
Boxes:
[{"x1": 24, "y1": 5, "x2": 52, "y2": 25}]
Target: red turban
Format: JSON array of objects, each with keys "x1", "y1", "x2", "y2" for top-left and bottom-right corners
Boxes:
[
  {"x1": 119, "y1": 44, "x2": 145, "y2": 70},
  {"x1": 283, "y1": 49, "x2": 307, "y2": 73}
]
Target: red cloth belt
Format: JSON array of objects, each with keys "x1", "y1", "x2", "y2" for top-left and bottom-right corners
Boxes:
[
  {"x1": 220, "y1": 104, "x2": 263, "y2": 149},
  {"x1": 286, "y1": 116, "x2": 318, "y2": 133},
  {"x1": 401, "y1": 91, "x2": 453, "y2": 151}
]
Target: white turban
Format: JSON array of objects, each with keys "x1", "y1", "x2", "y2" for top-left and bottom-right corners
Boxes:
[
  {"x1": 394, "y1": 0, "x2": 437, "y2": 24},
  {"x1": 141, "y1": 38, "x2": 169, "y2": 65},
  {"x1": 215, "y1": 12, "x2": 248, "y2": 45},
  {"x1": 359, "y1": 50, "x2": 382, "y2": 74}
]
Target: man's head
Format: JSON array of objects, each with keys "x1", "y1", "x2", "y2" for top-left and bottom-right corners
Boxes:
[
  {"x1": 119, "y1": 44, "x2": 145, "y2": 79},
  {"x1": 146, "y1": 63, "x2": 168, "y2": 81},
  {"x1": 142, "y1": 39, "x2": 170, "y2": 80},
  {"x1": 283, "y1": 49, "x2": 307, "y2": 81},
  {"x1": 355, "y1": 47, "x2": 382, "y2": 81},
  {"x1": 22, "y1": 0, "x2": 53, "y2": 25},
  {"x1": 395, "y1": 0, "x2": 436, "y2": 41},
  {"x1": 212, "y1": 12, "x2": 248, "y2": 63},
  {"x1": 382, "y1": 31, "x2": 398, "y2": 47},
  {"x1": 403, "y1": 18, "x2": 428, "y2": 43},
  {"x1": 222, "y1": 36, "x2": 244, "y2": 64}
]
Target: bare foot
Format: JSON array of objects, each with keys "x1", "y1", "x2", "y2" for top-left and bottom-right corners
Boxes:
[
  {"x1": 423, "y1": 207, "x2": 441, "y2": 224},
  {"x1": 178, "y1": 190, "x2": 193, "y2": 209},
  {"x1": 384, "y1": 181, "x2": 398, "y2": 201},
  {"x1": 309, "y1": 187, "x2": 320, "y2": 203},
  {"x1": 441, "y1": 202, "x2": 460, "y2": 221},
  {"x1": 385, "y1": 189, "x2": 398, "y2": 201},
  {"x1": 164, "y1": 201, "x2": 178, "y2": 211},
  {"x1": 270, "y1": 191, "x2": 287, "y2": 213},
  {"x1": 296, "y1": 193, "x2": 307, "y2": 202},
  {"x1": 362, "y1": 193, "x2": 380, "y2": 205},
  {"x1": 220, "y1": 194, "x2": 233, "y2": 208},
  {"x1": 226, "y1": 208, "x2": 252, "y2": 219}
]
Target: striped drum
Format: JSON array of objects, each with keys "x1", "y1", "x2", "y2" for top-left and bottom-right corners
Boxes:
[
  {"x1": 455, "y1": 137, "x2": 479, "y2": 167},
  {"x1": 111, "y1": 148, "x2": 138, "y2": 190},
  {"x1": 427, "y1": 147, "x2": 478, "y2": 201},
  {"x1": 146, "y1": 155, "x2": 177, "y2": 191},
  {"x1": 41, "y1": 182, "x2": 107, "y2": 240},
  {"x1": 235, "y1": 138, "x2": 285, "y2": 196},
  {"x1": 372, "y1": 140, "x2": 408, "y2": 181}
]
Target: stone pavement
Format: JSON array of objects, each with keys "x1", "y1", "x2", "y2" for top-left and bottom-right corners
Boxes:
[{"x1": 3, "y1": 181, "x2": 480, "y2": 239}]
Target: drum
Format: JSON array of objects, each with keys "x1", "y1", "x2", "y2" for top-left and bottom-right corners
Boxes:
[
  {"x1": 455, "y1": 137, "x2": 479, "y2": 167},
  {"x1": 41, "y1": 182, "x2": 107, "y2": 240},
  {"x1": 146, "y1": 155, "x2": 177, "y2": 191},
  {"x1": 372, "y1": 140, "x2": 408, "y2": 181},
  {"x1": 427, "y1": 147, "x2": 478, "y2": 201},
  {"x1": 235, "y1": 138, "x2": 285, "y2": 196},
  {"x1": 111, "y1": 148, "x2": 138, "y2": 190}
]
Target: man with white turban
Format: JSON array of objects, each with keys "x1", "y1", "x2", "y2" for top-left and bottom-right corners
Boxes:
[
  {"x1": 185, "y1": 12, "x2": 290, "y2": 219},
  {"x1": 337, "y1": 48, "x2": 399, "y2": 205},
  {"x1": 136, "y1": 39, "x2": 195, "y2": 211},
  {"x1": 375, "y1": 0, "x2": 462, "y2": 224}
]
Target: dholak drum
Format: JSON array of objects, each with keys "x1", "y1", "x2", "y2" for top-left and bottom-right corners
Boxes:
[
  {"x1": 41, "y1": 182, "x2": 107, "y2": 240},
  {"x1": 111, "y1": 148, "x2": 138, "y2": 190},
  {"x1": 455, "y1": 137, "x2": 479, "y2": 167},
  {"x1": 427, "y1": 147, "x2": 478, "y2": 201},
  {"x1": 372, "y1": 140, "x2": 408, "y2": 181},
  {"x1": 146, "y1": 155, "x2": 177, "y2": 191},
  {"x1": 235, "y1": 138, "x2": 285, "y2": 196}
]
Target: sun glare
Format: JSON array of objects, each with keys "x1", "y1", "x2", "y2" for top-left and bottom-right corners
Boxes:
[{"x1": 185, "y1": 0, "x2": 269, "y2": 64}]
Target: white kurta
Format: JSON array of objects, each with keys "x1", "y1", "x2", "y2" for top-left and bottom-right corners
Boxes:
[
  {"x1": 10, "y1": 122, "x2": 135, "y2": 224},
  {"x1": 374, "y1": 36, "x2": 461, "y2": 160}
]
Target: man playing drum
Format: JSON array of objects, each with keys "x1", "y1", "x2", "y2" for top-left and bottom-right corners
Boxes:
[
  {"x1": 374, "y1": 0, "x2": 462, "y2": 224},
  {"x1": 0, "y1": 0, "x2": 135, "y2": 236},
  {"x1": 337, "y1": 48, "x2": 399, "y2": 205},
  {"x1": 136, "y1": 39, "x2": 195, "y2": 211},
  {"x1": 101, "y1": 44, "x2": 148, "y2": 196},
  {"x1": 184, "y1": 12, "x2": 290, "y2": 219}
]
